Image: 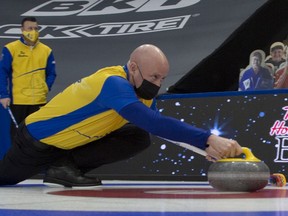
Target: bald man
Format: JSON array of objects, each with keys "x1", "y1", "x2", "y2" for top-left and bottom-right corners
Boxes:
[{"x1": 0, "y1": 44, "x2": 242, "y2": 187}]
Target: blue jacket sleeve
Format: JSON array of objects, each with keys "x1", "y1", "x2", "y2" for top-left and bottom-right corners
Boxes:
[
  {"x1": 119, "y1": 102, "x2": 211, "y2": 150},
  {"x1": 45, "y1": 51, "x2": 56, "y2": 91},
  {"x1": 0, "y1": 47, "x2": 12, "y2": 99}
]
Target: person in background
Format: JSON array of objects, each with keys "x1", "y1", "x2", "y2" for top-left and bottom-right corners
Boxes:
[
  {"x1": 0, "y1": 17, "x2": 100, "y2": 187},
  {"x1": 0, "y1": 44, "x2": 243, "y2": 187},
  {"x1": 265, "y1": 42, "x2": 286, "y2": 75},
  {"x1": 0, "y1": 17, "x2": 56, "y2": 142},
  {"x1": 274, "y1": 47, "x2": 288, "y2": 89},
  {"x1": 239, "y1": 50, "x2": 274, "y2": 91}
]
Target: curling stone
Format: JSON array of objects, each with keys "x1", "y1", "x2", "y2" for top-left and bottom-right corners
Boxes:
[{"x1": 207, "y1": 147, "x2": 270, "y2": 192}]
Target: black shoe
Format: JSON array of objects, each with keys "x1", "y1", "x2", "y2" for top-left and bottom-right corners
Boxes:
[{"x1": 43, "y1": 165, "x2": 102, "y2": 188}]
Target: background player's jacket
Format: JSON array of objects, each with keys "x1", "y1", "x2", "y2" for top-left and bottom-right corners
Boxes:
[{"x1": 0, "y1": 37, "x2": 56, "y2": 104}]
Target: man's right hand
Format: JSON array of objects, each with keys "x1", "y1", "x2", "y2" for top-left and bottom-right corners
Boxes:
[
  {"x1": 0, "y1": 98, "x2": 11, "y2": 109},
  {"x1": 205, "y1": 134, "x2": 243, "y2": 161}
]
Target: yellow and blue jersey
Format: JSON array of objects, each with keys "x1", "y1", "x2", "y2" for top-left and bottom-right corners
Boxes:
[
  {"x1": 0, "y1": 37, "x2": 56, "y2": 104},
  {"x1": 26, "y1": 65, "x2": 211, "y2": 151},
  {"x1": 25, "y1": 65, "x2": 153, "y2": 149}
]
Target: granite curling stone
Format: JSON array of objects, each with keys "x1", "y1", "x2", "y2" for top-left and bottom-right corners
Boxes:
[{"x1": 207, "y1": 147, "x2": 270, "y2": 192}]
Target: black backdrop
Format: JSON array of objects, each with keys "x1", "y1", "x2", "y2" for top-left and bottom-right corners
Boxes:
[{"x1": 92, "y1": 90, "x2": 288, "y2": 180}]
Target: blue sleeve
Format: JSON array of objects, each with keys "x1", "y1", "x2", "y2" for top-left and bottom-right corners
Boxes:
[
  {"x1": 45, "y1": 51, "x2": 56, "y2": 91},
  {"x1": 119, "y1": 102, "x2": 211, "y2": 150},
  {"x1": 0, "y1": 47, "x2": 12, "y2": 99},
  {"x1": 97, "y1": 76, "x2": 141, "y2": 112}
]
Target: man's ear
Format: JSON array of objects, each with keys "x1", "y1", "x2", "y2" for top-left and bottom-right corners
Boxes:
[{"x1": 129, "y1": 61, "x2": 137, "y2": 74}]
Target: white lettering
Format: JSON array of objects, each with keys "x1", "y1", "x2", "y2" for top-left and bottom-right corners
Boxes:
[
  {"x1": 22, "y1": 0, "x2": 97, "y2": 16},
  {"x1": 0, "y1": 15, "x2": 191, "y2": 38},
  {"x1": 80, "y1": 0, "x2": 146, "y2": 16},
  {"x1": 138, "y1": 0, "x2": 200, "y2": 12},
  {"x1": 274, "y1": 136, "x2": 288, "y2": 162},
  {"x1": 79, "y1": 15, "x2": 191, "y2": 37},
  {"x1": 22, "y1": 0, "x2": 201, "y2": 16}
]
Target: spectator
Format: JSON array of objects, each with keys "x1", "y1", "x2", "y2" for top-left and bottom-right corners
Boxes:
[
  {"x1": 265, "y1": 42, "x2": 286, "y2": 74},
  {"x1": 239, "y1": 50, "x2": 274, "y2": 91}
]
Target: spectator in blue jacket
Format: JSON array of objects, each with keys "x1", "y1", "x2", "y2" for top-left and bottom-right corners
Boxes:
[{"x1": 239, "y1": 50, "x2": 274, "y2": 91}]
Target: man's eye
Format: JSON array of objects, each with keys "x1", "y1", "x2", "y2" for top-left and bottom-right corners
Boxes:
[
  {"x1": 153, "y1": 75, "x2": 159, "y2": 80},
  {"x1": 29, "y1": 27, "x2": 39, "y2": 31}
]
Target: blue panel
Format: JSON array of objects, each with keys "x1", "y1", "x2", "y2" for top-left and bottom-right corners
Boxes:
[{"x1": 0, "y1": 106, "x2": 11, "y2": 159}]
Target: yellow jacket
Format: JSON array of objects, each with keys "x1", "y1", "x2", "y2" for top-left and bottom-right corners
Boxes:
[{"x1": 0, "y1": 37, "x2": 56, "y2": 104}]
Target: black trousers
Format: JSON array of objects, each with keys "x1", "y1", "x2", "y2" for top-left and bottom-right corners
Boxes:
[
  {"x1": 9, "y1": 104, "x2": 45, "y2": 143},
  {"x1": 0, "y1": 123, "x2": 151, "y2": 185}
]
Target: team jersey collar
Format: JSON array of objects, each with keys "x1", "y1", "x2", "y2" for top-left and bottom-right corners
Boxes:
[{"x1": 123, "y1": 64, "x2": 130, "y2": 80}]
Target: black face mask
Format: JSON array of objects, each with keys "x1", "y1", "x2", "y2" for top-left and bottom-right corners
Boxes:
[{"x1": 134, "y1": 79, "x2": 160, "y2": 100}]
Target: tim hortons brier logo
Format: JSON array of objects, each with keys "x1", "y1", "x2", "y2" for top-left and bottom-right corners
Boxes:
[{"x1": 270, "y1": 106, "x2": 288, "y2": 162}]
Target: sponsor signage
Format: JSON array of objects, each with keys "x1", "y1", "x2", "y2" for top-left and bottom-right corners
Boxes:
[{"x1": 0, "y1": 0, "x2": 201, "y2": 38}]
